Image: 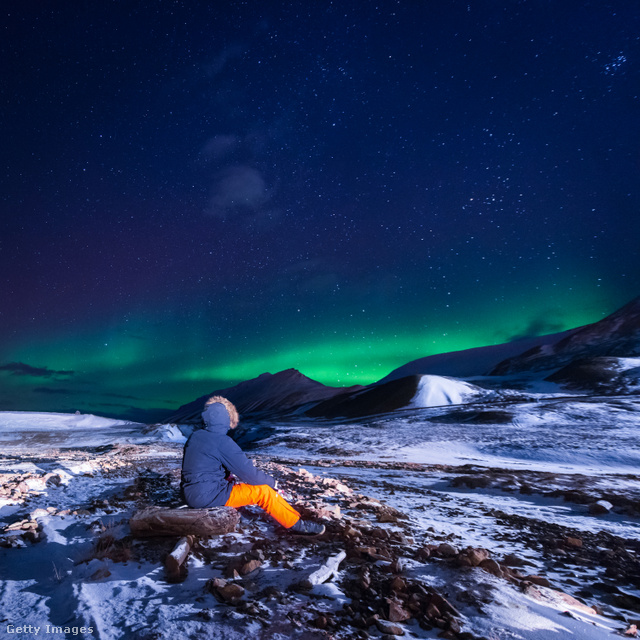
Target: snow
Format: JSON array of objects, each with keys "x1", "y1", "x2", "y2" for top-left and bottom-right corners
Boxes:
[
  {"x1": 1, "y1": 396, "x2": 639, "y2": 639},
  {"x1": 410, "y1": 374, "x2": 486, "y2": 407},
  {"x1": 0, "y1": 412, "x2": 151, "y2": 449}
]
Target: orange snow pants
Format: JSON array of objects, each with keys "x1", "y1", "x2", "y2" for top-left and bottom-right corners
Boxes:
[{"x1": 224, "y1": 483, "x2": 300, "y2": 529}]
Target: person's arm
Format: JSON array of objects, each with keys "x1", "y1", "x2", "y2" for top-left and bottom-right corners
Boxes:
[{"x1": 219, "y1": 437, "x2": 276, "y2": 488}]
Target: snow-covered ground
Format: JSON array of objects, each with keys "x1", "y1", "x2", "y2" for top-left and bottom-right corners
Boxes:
[{"x1": 1, "y1": 401, "x2": 639, "y2": 639}]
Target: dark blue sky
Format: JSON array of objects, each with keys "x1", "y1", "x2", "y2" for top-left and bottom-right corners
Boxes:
[{"x1": 1, "y1": 1, "x2": 638, "y2": 420}]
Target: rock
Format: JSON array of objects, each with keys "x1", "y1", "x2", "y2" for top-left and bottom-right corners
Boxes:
[
  {"x1": 589, "y1": 500, "x2": 613, "y2": 515},
  {"x1": 318, "y1": 504, "x2": 341, "y2": 519},
  {"x1": 436, "y1": 543, "x2": 458, "y2": 557},
  {"x1": 321, "y1": 477, "x2": 352, "y2": 494},
  {"x1": 30, "y1": 508, "x2": 50, "y2": 519},
  {"x1": 206, "y1": 578, "x2": 227, "y2": 593},
  {"x1": 223, "y1": 566, "x2": 241, "y2": 579},
  {"x1": 354, "y1": 546, "x2": 377, "y2": 558},
  {"x1": 459, "y1": 547, "x2": 490, "y2": 567},
  {"x1": 359, "y1": 568, "x2": 371, "y2": 589},
  {"x1": 90, "y1": 567, "x2": 111, "y2": 581},
  {"x1": 501, "y1": 553, "x2": 529, "y2": 567},
  {"x1": 447, "y1": 617, "x2": 461, "y2": 634},
  {"x1": 390, "y1": 576, "x2": 407, "y2": 592},
  {"x1": 523, "y1": 584, "x2": 596, "y2": 615},
  {"x1": 416, "y1": 546, "x2": 432, "y2": 560},
  {"x1": 387, "y1": 599, "x2": 411, "y2": 623},
  {"x1": 314, "y1": 614, "x2": 328, "y2": 629},
  {"x1": 565, "y1": 537, "x2": 583, "y2": 548},
  {"x1": 451, "y1": 474, "x2": 490, "y2": 489},
  {"x1": 259, "y1": 586, "x2": 282, "y2": 600},
  {"x1": 217, "y1": 583, "x2": 245, "y2": 603},
  {"x1": 479, "y1": 558, "x2": 502, "y2": 577},
  {"x1": 526, "y1": 575, "x2": 551, "y2": 587},
  {"x1": 378, "y1": 512, "x2": 398, "y2": 523},
  {"x1": 390, "y1": 558, "x2": 405, "y2": 574},
  {"x1": 424, "y1": 602, "x2": 441, "y2": 620},
  {"x1": 23, "y1": 530, "x2": 42, "y2": 543},
  {"x1": 429, "y1": 592, "x2": 462, "y2": 617},
  {"x1": 16, "y1": 481, "x2": 30, "y2": 494},
  {"x1": 44, "y1": 473, "x2": 62, "y2": 486},
  {"x1": 375, "y1": 618, "x2": 404, "y2": 635}
]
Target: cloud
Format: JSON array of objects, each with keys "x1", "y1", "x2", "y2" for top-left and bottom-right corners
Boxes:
[
  {"x1": 208, "y1": 165, "x2": 270, "y2": 218},
  {"x1": 507, "y1": 316, "x2": 566, "y2": 342},
  {"x1": 103, "y1": 392, "x2": 140, "y2": 400},
  {"x1": 0, "y1": 362, "x2": 75, "y2": 378},
  {"x1": 33, "y1": 386, "x2": 75, "y2": 394}
]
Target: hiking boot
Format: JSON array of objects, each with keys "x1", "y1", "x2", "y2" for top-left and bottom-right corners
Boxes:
[{"x1": 289, "y1": 519, "x2": 325, "y2": 536}]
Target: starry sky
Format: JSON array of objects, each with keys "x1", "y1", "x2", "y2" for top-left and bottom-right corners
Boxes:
[{"x1": 1, "y1": 1, "x2": 639, "y2": 421}]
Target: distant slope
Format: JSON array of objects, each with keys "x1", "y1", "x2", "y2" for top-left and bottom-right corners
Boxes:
[
  {"x1": 491, "y1": 296, "x2": 640, "y2": 375},
  {"x1": 379, "y1": 330, "x2": 577, "y2": 382},
  {"x1": 305, "y1": 375, "x2": 421, "y2": 419},
  {"x1": 166, "y1": 368, "x2": 362, "y2": 423}
]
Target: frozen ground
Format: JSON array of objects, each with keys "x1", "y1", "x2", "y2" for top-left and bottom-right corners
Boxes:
[{"x1": 0, "y1": 400, "x2": 639, "y2": 639}]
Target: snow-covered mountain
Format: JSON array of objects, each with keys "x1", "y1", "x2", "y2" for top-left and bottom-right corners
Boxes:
[
  {"x1": 306, "y1": 374, "x2": 495, "y2": 419},
  {"x1": 378, "y1": 329, "x2": 577, "y2": 381},
  {"x1": 166, "y1": 368, "x2": 362, "y2": 423},
  {"x1": 491, "y1": 296, "x2": 640, "y2": 375}
]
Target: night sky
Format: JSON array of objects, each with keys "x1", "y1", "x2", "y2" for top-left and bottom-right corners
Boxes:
[{"x1": 1, "y1": 1, "x2": 639, "y2": 420}]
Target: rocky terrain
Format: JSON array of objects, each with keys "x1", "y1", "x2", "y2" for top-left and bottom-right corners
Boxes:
[{"x1": 1, "y1": 435, "x2": 639, "y2": 640}]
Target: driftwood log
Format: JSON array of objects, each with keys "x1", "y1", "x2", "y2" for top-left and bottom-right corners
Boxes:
[
  {"x1": 304, "y1": 550, "x2": 347, "y2": 587},
  {"x1": 129, "y1": 506, "x2": 240, "y2": 538},
  {"x1": 165, "y1": 535, "x2": 196, "y2": 577}
]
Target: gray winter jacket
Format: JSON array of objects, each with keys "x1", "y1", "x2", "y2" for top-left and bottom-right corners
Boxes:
[{"x1": 180, "y1": 402, "x2": 276, "y2": 508}]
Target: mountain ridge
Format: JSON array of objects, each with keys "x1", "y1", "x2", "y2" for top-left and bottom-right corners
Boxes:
[{"x1": 167, "y1": 295, "x2": 640, "y2": 422}]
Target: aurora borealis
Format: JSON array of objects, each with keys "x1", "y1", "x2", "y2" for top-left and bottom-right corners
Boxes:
[{"x1": 1, "y1": 2, "x2": 639, "y2": 420}]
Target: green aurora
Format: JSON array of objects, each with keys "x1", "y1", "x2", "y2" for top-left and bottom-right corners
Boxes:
[{"x1": 0, "y1": 283, "x2": 625, "y2": 420}]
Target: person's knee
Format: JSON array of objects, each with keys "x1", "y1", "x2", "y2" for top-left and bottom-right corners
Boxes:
[{"x1": 254, "y1": 484, "x2": 276, "y2": 504}]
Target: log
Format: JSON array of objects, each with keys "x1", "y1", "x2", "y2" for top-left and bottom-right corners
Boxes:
[
  {"x1": 165, "y1": 535, "x2": 195, "y2": 576},
  {"x1": 129, "y1": 506, "x2": 240, "y2": 538},
  {"x1": 304, "y1": 550, "x2": 347, "y2": 586}
]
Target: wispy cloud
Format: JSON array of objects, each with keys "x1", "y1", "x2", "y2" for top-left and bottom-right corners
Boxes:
[
  {"x1": 208, "y1": 165, "x2": 270, "y2": 219},
  {"x1": 33, "y1": 386, "x2": 75, "y2": 395},
  {"x1": 507, "y1": 316, "x2": 566, "y2": 342},
  {"x1": 0, "y1": 362, "x2": 75, "y2": 378}
]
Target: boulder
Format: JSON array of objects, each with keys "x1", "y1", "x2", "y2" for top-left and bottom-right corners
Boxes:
[
  {"x1": 589, "y1": 500, "x2": 613, "y2": 515},
  {"x1": 436, "y1": 543, "x2": 458, "y2": 557},
  {"x1": 375, "y1": 618, "x2": 404, "y2": 635}
]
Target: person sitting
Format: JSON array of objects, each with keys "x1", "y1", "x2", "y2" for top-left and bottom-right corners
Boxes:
[{"x1": 180, "y1": 395, "x2": 325, "y2": 535}]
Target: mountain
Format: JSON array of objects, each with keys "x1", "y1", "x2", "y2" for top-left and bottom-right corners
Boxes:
[
  {"x1": 379, "y1": 330, "x2": 577, "y2": 382},
  {"x1": 491, "y1": 296, "x2": 640, "y2": 375},
  {"x1": 306, "y1": 374, "x2": 493, "y2": 419},
  {"x1": 545, "y1": 357, "x2": 640, "y2": 394},
  {"x1": 165, "y1": 368, "x2": 362, "y2": 423},
  {"x1": 166, "y1": 295, "x2": 640, "y2": 423}
]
